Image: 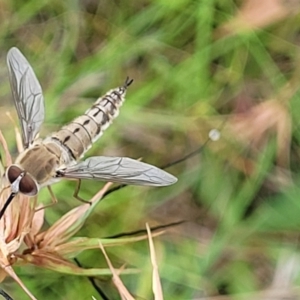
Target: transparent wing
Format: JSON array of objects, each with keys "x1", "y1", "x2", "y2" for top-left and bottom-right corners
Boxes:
[
  {"x1": 7, "y1": 47, "x2": 44, "y2": 148},
  {"x1": 58, "y1": 156, "x2": 177, "y2": 186}
]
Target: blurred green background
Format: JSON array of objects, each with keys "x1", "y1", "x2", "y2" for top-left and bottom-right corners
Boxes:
[{"x1": 2, "y1": 0, "x2": 300, "y2": 299}]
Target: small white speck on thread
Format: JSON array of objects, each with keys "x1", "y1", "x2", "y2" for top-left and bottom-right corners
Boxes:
[{"x1": 208, "y1": 129, "x2": 221, "y2": 141}]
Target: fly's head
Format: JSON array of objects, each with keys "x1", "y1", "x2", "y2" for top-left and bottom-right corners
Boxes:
[
  {"x1": 13, "y1": 143, "x2": 62, "y2": 187},
  {"x1": 6, "y1": 165, "x2": 39, "y2": 196}
]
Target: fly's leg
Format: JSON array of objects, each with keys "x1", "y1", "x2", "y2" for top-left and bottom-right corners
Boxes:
[
  {"x1": 48, "y1": 185, "x2": 58, "y2": 205},
  {"x1": 35, "y1": 186, "x2": 58, "y2": 212},
  {"x1": 73, "y1": 179, "x2": 92, "y2": 205}
]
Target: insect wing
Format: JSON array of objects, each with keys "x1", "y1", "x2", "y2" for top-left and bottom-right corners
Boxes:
[
  {"x1": 59, "y1": 156, "x2": 177, "y2": 186},
  {"x1": 7, "y1": 47, "x2": 45, "y2": 148}
]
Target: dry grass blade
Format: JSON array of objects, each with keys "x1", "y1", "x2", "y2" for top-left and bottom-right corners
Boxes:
[
  {"x1": 4, "y1": 266, "x2": 37, "y2": 300},
  {"x1": 0, "y1": 131, "x2": 12, "y2": 166},
  {"x1": 5, "y1": 112, "x2": 23, "y2": 153},
  {"x1": 146, "y1": 223, "x2": 163, "y2": 300},
  {"x1": 98, "y1": 241, "x2": 135, "y2": 300}
]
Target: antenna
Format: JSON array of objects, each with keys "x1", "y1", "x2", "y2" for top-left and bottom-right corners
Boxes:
[{"x1": 0, "y1": 192, "x2": 16, "y2": 220}]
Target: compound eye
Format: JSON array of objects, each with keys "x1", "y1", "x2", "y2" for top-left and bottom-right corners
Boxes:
[
  {"x1": 19, "y1": 174, "x2": 38, "y2": 196},
  {"x1": 6, "y1": 165, "x2": 38, "y2": 196},
  {"x1": 6, "y1": 165, "x2": 22, "y2": 184}
]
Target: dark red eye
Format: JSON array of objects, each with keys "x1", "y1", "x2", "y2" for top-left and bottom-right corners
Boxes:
[
  {"x1": 19, "y1": 174, "x2": 38, "y2": 196},
  {"x1": 6, "y1": 165, "x2": 38, "y2": 196},
  {"x1": 6, "y1": 165, "x2": 22, "y2": 184}
]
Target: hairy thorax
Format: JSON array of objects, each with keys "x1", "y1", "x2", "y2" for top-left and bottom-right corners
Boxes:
[{"x1": 14, "y1": 140, "x2": 72, "y2": 185}]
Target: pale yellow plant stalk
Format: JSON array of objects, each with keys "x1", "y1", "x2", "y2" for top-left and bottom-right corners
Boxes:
[{"x1": 146, "y1": 223, "x2": 163, "y2": 300}]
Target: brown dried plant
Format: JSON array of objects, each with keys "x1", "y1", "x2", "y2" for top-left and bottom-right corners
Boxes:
[
  {"x1": 0, "y1": 131, "x2": 143, "y2": 299},
  {"x1": 216, "y1": 0, "x2": 300, "y2": 37}
]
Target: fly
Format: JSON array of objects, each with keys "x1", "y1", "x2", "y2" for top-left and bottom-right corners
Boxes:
[{"x1": 0, "y1": 47, "x2": 177, "y2": 218}]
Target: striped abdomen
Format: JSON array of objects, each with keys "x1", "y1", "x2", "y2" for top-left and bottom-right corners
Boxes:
[{"x1": 50, "y1": 78, "x2": 133, "y2": 160}]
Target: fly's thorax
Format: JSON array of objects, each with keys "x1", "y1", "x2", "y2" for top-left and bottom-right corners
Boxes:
[
  {"x1": 49, "y1": 84, "x2": 128, "y2": 160},
  {"x1": 14, "y1": 142, "x2": 61, "y2": 185}
]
